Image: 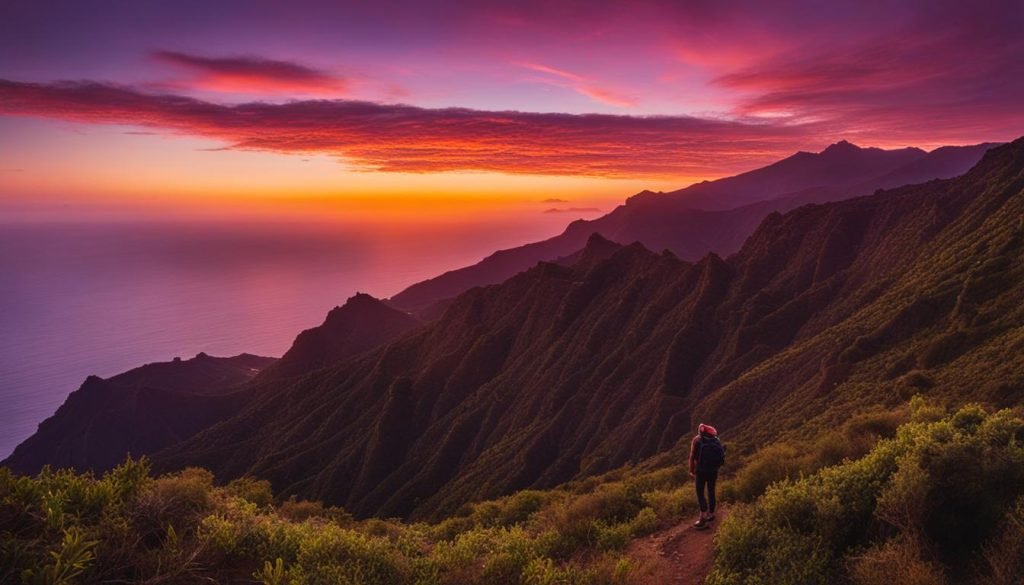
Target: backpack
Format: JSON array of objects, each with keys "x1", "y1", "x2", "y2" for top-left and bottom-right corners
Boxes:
[{"x1": 697, "y1": 436, "x2": 726, "y2": 473}]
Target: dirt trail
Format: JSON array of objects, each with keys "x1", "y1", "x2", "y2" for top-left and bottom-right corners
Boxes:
[{"x1": 625, "y1": 508, "x2": 727, "y2": 585}]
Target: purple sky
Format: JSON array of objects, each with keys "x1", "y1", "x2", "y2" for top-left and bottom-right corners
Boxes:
[{"x1": 1, "y1": 0, "x2": 1022, "y2": 213}]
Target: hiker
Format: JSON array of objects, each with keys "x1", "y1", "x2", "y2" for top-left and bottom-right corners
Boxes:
[{"x1": 689, "y1": 423, "x2": 725, "y2": 529}]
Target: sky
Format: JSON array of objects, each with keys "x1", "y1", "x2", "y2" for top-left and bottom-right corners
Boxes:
[{"x1": 1, "y1": 0, "x2": 1022, "y2": 220}]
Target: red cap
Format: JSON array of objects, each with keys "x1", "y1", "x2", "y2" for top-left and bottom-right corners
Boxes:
[{"x1": 698, "y1": 423, "x2": 718, "y2": 437}]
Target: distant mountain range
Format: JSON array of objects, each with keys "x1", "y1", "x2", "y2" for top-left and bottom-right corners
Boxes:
[
  {"x1": 6, "y1": 138, "x2": 1021, "y2": 524},
  {"x1": 388, "y1": 141, "x2": 999, "y2": 314}
]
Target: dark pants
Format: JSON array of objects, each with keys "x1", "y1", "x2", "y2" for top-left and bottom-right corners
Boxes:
[{"x1": 696, "y1": 470, "x2": 718, "y2": 513}]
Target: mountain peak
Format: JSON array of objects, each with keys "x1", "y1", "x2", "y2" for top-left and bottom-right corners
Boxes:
[
  {"x1": 344, "y1": 291, "x2": 380, "y2": 306},
  {"x1": 585, "y1": 232, "x2": 615, "y2": 249},
  {"x1": 625, "y1": 189, "x2": 663, "y2": 205},
  {"x1": 579, "y1": 232, "x2": 622, "y2": 264},
  {"x1": 325, "y1": 293, "x2": 389, "y2": 321},
  {"x1": 553, "y1": 232, "x2": 624, "y2": 270},
  {"x1": 821, "y1": 140, "x2": 862, "y2": 154},
  {"x1": 263, "y1": 291, "x2": 420, "y2": 380}
]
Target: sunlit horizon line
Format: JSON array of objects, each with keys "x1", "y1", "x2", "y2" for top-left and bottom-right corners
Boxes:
[{"x1": 0, "y1": 186, "x2": 627, "y2": 223}]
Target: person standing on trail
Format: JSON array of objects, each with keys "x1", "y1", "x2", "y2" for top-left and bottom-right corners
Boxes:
[{"x1": 689, "y1": 423, "x2": 725, "y2": 529}]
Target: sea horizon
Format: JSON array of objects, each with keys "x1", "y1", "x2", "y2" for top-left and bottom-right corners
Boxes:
[{"x1": 0, "y1": 211, "x2": 590, "y2": 458}]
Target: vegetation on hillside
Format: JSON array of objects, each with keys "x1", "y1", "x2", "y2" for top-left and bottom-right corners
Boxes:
[
  {"x1": 710, "y1": 401, "x2": 1024, "y2": 585},
  {"x1": 6, "y1": 401, "x2": 1021, "y2": 584},
  {"x1": 0, "y1": 403, "x2": 942, "y2": 585},
  {"x1": 0, "y1": 456, "x2": 697, "y2": 584}
]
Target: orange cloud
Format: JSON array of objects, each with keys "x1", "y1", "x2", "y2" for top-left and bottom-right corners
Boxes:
[{"x1": 0, "y1": 79, "x2": 814, "y2": 178}]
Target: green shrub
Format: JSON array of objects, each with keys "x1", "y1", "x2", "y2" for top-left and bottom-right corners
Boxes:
[
  {"x1": 278, "y1": 496, "x2": 353, "y2": 524},
  {"x1": 521, "y1": 558, "x2": 592, "y2": 585},
  {"x1": 133, "y1": 467, "x2": 215, "y2": 538},
  {"x1": 849, "y1": 537, "x2": 947, "y2": 585},
  {"x1": 227, "y1": 476, "x2": 274, "y2": 508},
  {"x1": 19, "y1": 528, "x2": 98, "y2": 585},
  {"x1": 709, "y1": 405, "x2": 1024, "y2": 585},
  {"x1": 729, "y1": 443, "x2": 803, "y2": 501},
  {"x1": 288, "y1": 523, "x2": 409, "y2": 585},
  {"x1": 498, "y1": 490, "x2": 550, "y2": 525},
  {"x1": 103, "y1": 457, "x2": 151, "y2": 501},
  {"x1": 429, "y1": 514, "x2": 476, "y2": 542},
  {"x1": 642, "y1": 486, "x2": 688, "y2": 524},
  {"x1": 254, "y1": 557, "x2": 290, "y2": 585},
  {"x1": 730, "y1": 408, "x2": 907, "y2": 502},
  {"x1": 199, "y1": 497, "x2": 298, "y2": 561},
  {"x1": 594, "y1": 521, "x2": 632, "y2": 551}
]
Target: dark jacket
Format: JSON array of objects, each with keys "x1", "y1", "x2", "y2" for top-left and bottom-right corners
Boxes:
[{"x1": 688, "y1": 424, "x2": 723, "y2": 475}]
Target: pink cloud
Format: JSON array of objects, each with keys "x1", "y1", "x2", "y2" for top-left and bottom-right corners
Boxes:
[
  {"x1": 152, "y1": 51, "x2": 348, "y2": 96},
  {"x1": 706, "y1": 0, "x2": 1024, "y2": 144},
  {"x1": 715, "y1": 35, "x2": 1024, "y2": 144},
  {"x1": 520, "y1": 63, "x2": 636, "y2": 108}
]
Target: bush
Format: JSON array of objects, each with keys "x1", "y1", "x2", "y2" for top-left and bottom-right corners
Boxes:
[
  {"x1": 642, "y1": 486, "x2": 688, "y2": 524},
  {"x1": 709, "y1": 405, "x2": 1024, "y2": 585},
  {"x1": 532, "y1": 483, "x2": 647, "y2": 558},
  {"x1": 19, "y1": 528, "x2": 98, "y2": 585},
  {"x1": 289, "y1": 523, "x2": 409, "y2": 585},
  {"x1": 730, "y1": 408, "x2": 906, "y2": 502},
  {"x1": 278, "y1": 496, "x2": 352, "y2": 524},
  {"x1": 134, "y1": 467, "x2": 215, "y2": 538},
  {"x1": 729, "y1": 443, "x2": 803, "y2": 501},
  {"x1": 499, "y1": 490, "x2": 550, "y2": 525},
  {"x1": 227, "y1": 476, "x2": 274, "y2": 508},
  {"x1": 849, "y1": 537, "x2": 947, "y2": 585}
]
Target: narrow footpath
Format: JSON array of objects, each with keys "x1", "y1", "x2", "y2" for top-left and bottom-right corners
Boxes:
[{"x1": 625, "y1": 508, "x2": 727, "y2": 585}]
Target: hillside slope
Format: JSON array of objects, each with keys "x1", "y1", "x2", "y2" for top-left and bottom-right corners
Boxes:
[
  {"x1": 700, "y1": 141, "x2": 1024, "y2": 447},
  {"x1": 2, "y1": 353, "x2": 275, "y2": 474},
  {"x1": 157, "y1": 139, "x2": 1024, "y2": 520},
  {"x1": 389, "y1": 142, "x2": 995, "y2": 313}
]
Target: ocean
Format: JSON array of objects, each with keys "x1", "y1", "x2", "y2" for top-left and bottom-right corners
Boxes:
[{"x1": 0, "y1": 214, "x2": 577, "y2": 459}]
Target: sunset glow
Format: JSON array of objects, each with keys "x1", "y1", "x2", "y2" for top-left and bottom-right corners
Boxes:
[
  {"x1": 4, "y1": 4, "x2": 1024, "y2": 577},
  {"x1": 2, "y1": 0, "x2": 1021, "y2": 219}
]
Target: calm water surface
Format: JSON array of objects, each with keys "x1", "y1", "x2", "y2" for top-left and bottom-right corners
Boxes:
[{"x1": 0, "y1": 215, "x2": 578, "y2": 458}]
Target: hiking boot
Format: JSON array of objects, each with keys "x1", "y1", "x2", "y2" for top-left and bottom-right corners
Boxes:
[
  {"x1": 706, "y1": 513, "x2": 715, "y2": 522},
  {"x1": 693, "y1": 517, "x2": 708, "y2": 529}
]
